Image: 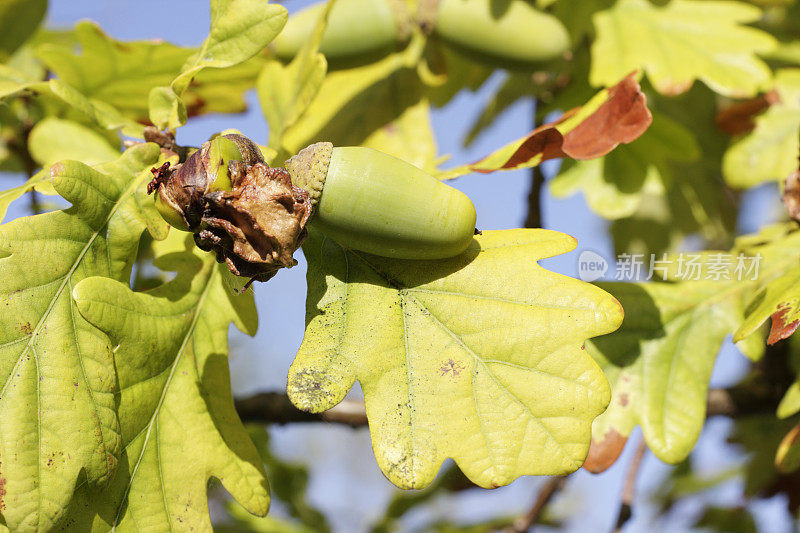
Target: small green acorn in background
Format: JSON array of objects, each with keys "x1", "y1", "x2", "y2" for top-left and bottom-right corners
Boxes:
[
  {"x1": 271, "y1": 0, "x2": 413, "y2": 65},
  {"x1": 422, "y1": 0, "x2": 570, "y2": 68},
  {"x1": 148, "y1": 134, "x2": 478, "y2": 286},
  {"x1": 271, "y1": 0, "x2": 569, "y2": 70}
]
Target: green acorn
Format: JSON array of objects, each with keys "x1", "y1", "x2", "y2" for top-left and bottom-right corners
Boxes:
[
  {"x1": 148, "y1": 134, "x2": 477, "y2": 284},
  {"x1": 285, "y1": 142, "x2": 477, "y2": 260},
  {"x1": 427, "y1": 0, "x2": 570, "y2": 68},
  {"x1": 271, "y1": 0, "x2": 412, "y2": 64}
]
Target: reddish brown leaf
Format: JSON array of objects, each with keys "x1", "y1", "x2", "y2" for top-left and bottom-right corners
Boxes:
[
  {"x1": 482, "y1": 126, "x2": 566, "y2": 172},
  {"x1": 583, "y1": 429, "x2": 629, "y2": 474},
  {"x1": 782, "y1": 164, "x2": 800, "y2": 223},
  {"x1": 715, "y1": 91, "x2": 778, "y2": 136},
  {"x1": 559, "y1": 72, "x2": 653, "y2": 160},
  {"x1": 440, "y1": 73, "x2": 652, "y2": 179},
  {"x1": 504, "y1": 72, "x2": 651, "y2": 166},
  {"x1": 768, "y1": 306, "x2": 800, "y2": 345}
]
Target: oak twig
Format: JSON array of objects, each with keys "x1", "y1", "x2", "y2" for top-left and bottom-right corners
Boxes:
[
  {"x1": 613, "y1": 438, "x2": 648, "y2": 532},
  {"x1": 234, "y1": 392, "x2": 368, "y2": 427},
  {"x1": 524, "y1": 100, "x2": 545, "y2": 229},
  {"x1": 510, "y1": 475, "x2": 567, "y2": 532},
  {"x1": 232, "y1": 384, "x2": 783, "y2": 431}
]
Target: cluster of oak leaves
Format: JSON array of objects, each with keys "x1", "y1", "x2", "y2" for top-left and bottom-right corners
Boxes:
[{"x1": 1, "y1": 0, "x2": 800, "y2": 531}]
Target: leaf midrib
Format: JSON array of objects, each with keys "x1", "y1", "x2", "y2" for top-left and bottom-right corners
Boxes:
[
  {"x1": 112, "y1": 263, "x2": 218, "y2": 530},
  {"x1": 347, "y1": 247, "x2": 580, "y2": 470},
  {"x1": 0, "y1": 165, "x2": 145, "y2": 531}
]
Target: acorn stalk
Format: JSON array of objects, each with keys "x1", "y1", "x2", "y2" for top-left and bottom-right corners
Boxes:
[
  {"x1": 271, "y1": 0, "x2": 412, "y2": 63},
  {"x1": 285, "y1": 142, "x2": 477, "y2": 260}
]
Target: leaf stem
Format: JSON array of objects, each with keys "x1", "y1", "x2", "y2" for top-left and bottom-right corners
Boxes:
[
  {"x1": 613, "y1": 437, "x2": 647, "y2": 533},
  {"x1": 510, "y1": 475, "x2": 567, "y2": 532}
]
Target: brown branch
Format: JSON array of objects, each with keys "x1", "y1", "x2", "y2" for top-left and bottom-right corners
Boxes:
[
  {"x1": 524, "y1": 164, "x2": 545, "y2": 229},
  {"x1": 234, "y1": 392, "x2": 368, "y2": 427},
  {"x1": 510, "y1": 475, "x2": 567, "y2": 532},
  {"x1": 524, "y1": 99, "x2": 545, "y2": 229},
  {"x1": 613, "y1": 437, "x2": 647, "y2": 533},
  {"x1": 232, "y1": 382, "x2": 784, "y2": 432}
]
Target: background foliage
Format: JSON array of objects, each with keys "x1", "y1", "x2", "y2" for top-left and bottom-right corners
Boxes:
[{"x1": 1, "y1": 0, "x2": 800, "y2": 531}]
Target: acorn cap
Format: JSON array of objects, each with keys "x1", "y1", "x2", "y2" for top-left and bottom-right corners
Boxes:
[{"x1": 284, "y1": 141, "x2": 333, "y2": 208}]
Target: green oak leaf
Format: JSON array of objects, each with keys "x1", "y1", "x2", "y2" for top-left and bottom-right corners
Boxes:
[
  {"x1": 0, "y1": 0, "x2": 46, "y2": 60},
  {"x1": 27, "y1": 117, "x2": 120, "y2": 167},
  {"x1": 150, "y1": 0, "x2": 287, "y2": 129},
  {"x1": 723, "y1": 69, "x2": 800, "y2": 188},
  {"x1": 728, "y1": 412, "x2": 800, "y2": 505},
  {"x1": 585, "y1": 227, "x2": 800, "y2": 471},
  {"x1": 590, "y1": 0, "x2": 776, "y2": 97},
  {"x1": 586, "y1": 282, "x2": 747, "y2": 469},
  {"x1": 0, "y1": 170, "x2": 49, "y2": 222},
  {"x1": 36, "y1": 21, "x2": 191, "y2": 121},
  {"x1": 609, "y1": 86, "x2": 737, "y2": 256},
  {"x1": 258, "y1": 0, "x2": 332, "y2": 151},
  {"x1": 0, "y1": 144, "x2": 167, "y2": 531},
  {"x1": 735, "y1": 262, "x2": 800, "y2": 339},
  {"x1": 552, "y1": 0, "x2": 614, "y2": 46},
  {"x1": 360, "y1": 96, "x2": 438, "y2": 175},
  {"x1": 289, "y1": 230, "x2": 623, "y2": 489},
  {"x1": 550, "y1": 112, "x2": 699, "y2": 220},
  {"x1": 60, "y1": 232, "x2": 267, "y2": 530},
  {"x1": 36, "y1": 21, "x2": 267, "y2": 123},
  {"x1": 47, "y1": 79, "x2": 142, "y2": 136},
  {"x1": 278, "y1": 39, "x2": 423, "y2": 156},
  {"x1": 779, "y1": 380, "x2": 800, "y2": 420},
  {"x1": 0, "y1": 63, "x2": 42, "y2": 98},
  {"x1": 245, "y1": 427, "x2": 329, "y2": 532},
  {"x1": 769, "y1": 41, "x2": 800, "y2": 65}
]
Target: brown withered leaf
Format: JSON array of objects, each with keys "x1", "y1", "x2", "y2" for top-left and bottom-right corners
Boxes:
[
  {"x1": 783, "y1": 166, "x2": 800, "y2": 224},
  {"x1": 584, "y1": 429, "x2": 629, "y2": 474},
  {"x1": 715, "y1": 91, "x2": 779, "y2": 136},
  {"x1": 195, "y1": 162, "x2": 311, "y2": 285},
  {"x1": 768, "y1": 306, "x2": 800, "y2": 345},
  {"x1": 438, "y1": 73, "x2": 652, "y2": 179}
]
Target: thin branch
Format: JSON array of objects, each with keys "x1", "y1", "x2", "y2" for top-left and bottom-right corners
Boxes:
[
  {"x1": 524, "y1": 164, "x2": 546, "y2": 229},
  {"x1": 510, "y1": 475, "x2": 567, "y2": 532},
  {"x1": 234, "y1": 392, "x2": 368, "y2": 427},
  {"x1": 613, "y1": 438, "x2": 647, "y2": 533},
  {"x1": 524, "y1": 99, "x2": 545, "y2": 229},
  {"x1": 232, "y1": 383, "x2": 785, "y2": 432}
]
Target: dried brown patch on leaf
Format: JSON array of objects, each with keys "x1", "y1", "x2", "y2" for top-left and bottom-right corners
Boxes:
[
  {"x1": 768, "y1": 305, "x2": 800, "y2": 345},
  {"x1": 782, "y1": 165, "x2": 800, "y2": 223},
  {"x1": 583, "y1": 429, "x2": 628, "y2": 473},
  {"x1": 716, "y1": 91, "x2": 779, "y2": 136}
]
